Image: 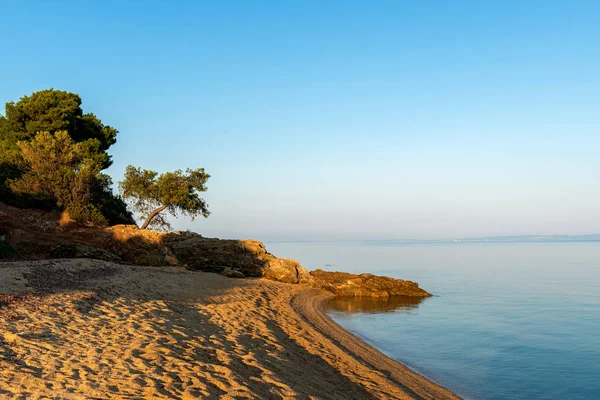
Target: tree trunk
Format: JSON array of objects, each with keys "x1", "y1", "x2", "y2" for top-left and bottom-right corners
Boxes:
[{"x1": 141, "y1": 204, "x2": 168, "y2": 229}]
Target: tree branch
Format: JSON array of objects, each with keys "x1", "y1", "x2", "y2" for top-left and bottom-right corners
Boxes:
[{"x1": 141, "y1": 204, "x2": 169, "y2": 229}]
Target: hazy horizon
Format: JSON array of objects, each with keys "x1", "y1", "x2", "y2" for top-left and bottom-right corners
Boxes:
[
  {"x1": 263, "y1": 233, "x2": 600, "y2": 244},
  {"x1": 2, "y1": 1, "x2": 598, "y2": 241}
]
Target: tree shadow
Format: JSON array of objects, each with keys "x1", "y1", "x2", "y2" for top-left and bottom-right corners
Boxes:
[
  {"x1": 1, "y1": 259, "x2": 378, "y2": 399},
  {"x1": 0, "y1": 204, "x2": 407, "y2": 397},
  {"x1": 0, "y1": 335, "x2": 44, "y2": 379}
]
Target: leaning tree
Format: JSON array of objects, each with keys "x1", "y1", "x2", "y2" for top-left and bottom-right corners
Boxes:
[{"x1": 119, "y1": 166, "x2": 210, "y2": 230}]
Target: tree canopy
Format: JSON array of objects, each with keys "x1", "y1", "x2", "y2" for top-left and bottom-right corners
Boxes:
[
  {"x1": 0, "y1": 89, "x2": 133, "y2": 225},
  {"x1": 120, "y1": 166, "x2": 211, "y2": 230},
  {"x1": 0, "y1": 89, "x2": 116, "y2": 169},
  {"x1": 10, "y1": 131, "x2": 107, "y2": 225}
]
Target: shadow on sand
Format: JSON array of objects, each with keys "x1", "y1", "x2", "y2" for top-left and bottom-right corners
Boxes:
[{"x1": 1, "y1": 257, "x2": 376, "y2": 399}]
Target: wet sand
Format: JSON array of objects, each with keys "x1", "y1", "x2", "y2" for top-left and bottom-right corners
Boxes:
[{"x1": 0, "y1": 259, "x2": 459, "y2": 399}]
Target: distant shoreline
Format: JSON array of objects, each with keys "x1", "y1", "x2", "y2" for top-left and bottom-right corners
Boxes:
[{"x1": 267, "y1": 236, "x2": 600, "y2": 245}]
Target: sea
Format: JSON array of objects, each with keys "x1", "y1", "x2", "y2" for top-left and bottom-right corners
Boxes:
[{"x1": 267, "y1": 241, "x2": 600, "y2": 400}]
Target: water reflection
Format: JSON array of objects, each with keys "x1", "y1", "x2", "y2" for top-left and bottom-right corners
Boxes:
[{"x1": 324, "y1": 296, "x2": 428, "y2": 315}]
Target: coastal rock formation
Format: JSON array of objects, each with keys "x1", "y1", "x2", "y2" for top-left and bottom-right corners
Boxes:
[
  {"x1": 310, "y1": 269, "x2": 431, "y2": 297},
  {"x1": 0, "y1": 203, "x2": 312, "y2": 285},
  {"x1": 1, "y1": 202, "x2": 431, "y2": 293},
  {"x1": 84, "y1": 226, "x2": 313, "y2": 284},
  {"x1": 164, "y1": 235, "x2": 312, "y2": 284}
]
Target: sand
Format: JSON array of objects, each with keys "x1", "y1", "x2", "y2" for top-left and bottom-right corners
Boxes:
[{"x1": 0, "y1": 259, "x2": 459, "y2": 399}]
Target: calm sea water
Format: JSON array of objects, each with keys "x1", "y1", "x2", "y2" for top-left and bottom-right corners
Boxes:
[{"x1": 267, "y1": 242, "x2": 600, "y2": 400}]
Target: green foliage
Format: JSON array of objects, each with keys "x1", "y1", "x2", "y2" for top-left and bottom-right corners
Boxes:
[
  {"x1": 0, "y1": 89, "x2": 116, "y2": 169},
  {"x1": 1, "y1": 161, "x2": 55, "y2": 209},
  {"x1": 0, "y1": 89, "x2": 133, "y2": 225},
  {"x1": 91, "y1": 174, "x2": 136, "y2": 226},
  {"x1": 120, "y1": 165, "x2": 210, "y2": 230},
  {"x1": 65, "y1": 202, "x2": 108, "y2": 227},
  {"x1": 9, "y1": 131, "x2": 107, "y2": 226}
]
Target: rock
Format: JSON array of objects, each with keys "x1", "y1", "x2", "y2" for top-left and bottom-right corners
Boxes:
[
  {"x1": 262, "y1": 257, "x2": 310, "y2": 284},
  {"x1": 309, "y1": 269, "x2": 431, "y2": 297},
  {"x1": 88, "y1": 225, "x2": 312, "y2": 284},
  {"x1": 220, "y1": 267, "x2": 246, "y2": 278},
  {"x1": 168, "y1": 237, "x2": 312, "y2": 284},
  {"x1": 104, "y1": 225, "x2": 167, "y2": 266},
  {"x1": 0, "y1": 202, "x2": 313, "y2": 285},
  {"x1": 164, "y1": 254, "x2": 179, "y2": 266},
  {"x1": 50, "y1": 244, "x2": 122, "y2": 263}
]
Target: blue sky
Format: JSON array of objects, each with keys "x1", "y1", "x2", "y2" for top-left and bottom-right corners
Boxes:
[{"x1": 1, "y1": 1, "x2": 599, "y2": 240}]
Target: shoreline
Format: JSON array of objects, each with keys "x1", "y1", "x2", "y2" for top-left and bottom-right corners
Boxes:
[
  {"x1": 1, "y1": 259, "x2": 459, "y2": 399},
  {"x1": 292, "y1": 289, "x2": 460, "y2": 400}
]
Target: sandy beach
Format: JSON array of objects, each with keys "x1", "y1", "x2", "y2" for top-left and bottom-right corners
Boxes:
[{"x1": 0, "y1": 260, "x2": 459, "y2": 399}]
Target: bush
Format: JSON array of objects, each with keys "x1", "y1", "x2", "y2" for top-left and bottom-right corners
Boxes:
[
  {"x1": 90, "y1": 175, "x2": 135, "y2": 226},
  {"x1": 9, "y1": 131, "x2": 107, "y2": 226},
  {"x1": 65, "y1": 202, "x2": 107, "y2": 227}
]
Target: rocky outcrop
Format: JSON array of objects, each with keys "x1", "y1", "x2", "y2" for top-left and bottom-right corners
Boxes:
[
  {"x1": 0, "y1": 202, "x2": 314, "y2": 285},
  {"x1": 163, "y1": 235, "x2": 312, "y2": 284},
  {"x1": 310, "y1": 269, "x2": 431, "y2": 297},
  {"x1": 103, "y1": 225, "x2": 172, "y2": 266},
  {"x1": 220, "y1": 267, "x2": 246, "y2": 279},
  {"x1": 262, "y1": 256, "x2": 312, "y2": 285},
  {"x1": 50, "y1": 244, "x2": 122, "y2": 263},
  {"x1": 99, "y1": 227, "x2": 313, "y2": 284},
  {"x1": 0, "y1": 203, "x2": 431, "y2": 293}
]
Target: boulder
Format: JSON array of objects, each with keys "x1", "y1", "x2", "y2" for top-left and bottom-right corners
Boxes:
[
  {"x1": 220, "y1": 267, "x2": 246, "y2": 279},
  {"x1": 310, "y1": 269, "x2": 431, "y2": 297},
  {"x1": 50, "y1": 244, "x2": 121, "y2": 263},
  {"x1": 164, "y1": 254, "x2": 179, "y2": 266},
  {"x1": 262, "y1": 257, "x2": 311, "y2": 284}
]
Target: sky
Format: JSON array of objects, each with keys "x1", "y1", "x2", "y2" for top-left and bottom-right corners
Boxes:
[{"x1": 1, "y1": 1, "x2": 599, "y2": 241}]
